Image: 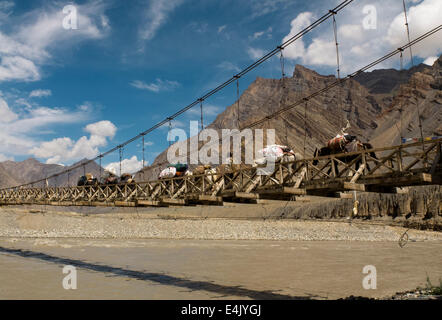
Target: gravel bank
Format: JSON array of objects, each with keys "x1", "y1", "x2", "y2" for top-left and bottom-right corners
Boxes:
[{"x1": 1, "y1": 206, "x2": 441, "y2": 241}]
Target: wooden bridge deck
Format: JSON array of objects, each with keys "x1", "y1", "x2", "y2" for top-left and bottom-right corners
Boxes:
[{"x1": 1, "y1": 139, "x2": 441, "y2": 208}]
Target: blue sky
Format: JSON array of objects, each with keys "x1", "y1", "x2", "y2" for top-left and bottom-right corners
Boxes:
[{"x1": 0, "y1": 0, "x2": 440, "y2": 173}]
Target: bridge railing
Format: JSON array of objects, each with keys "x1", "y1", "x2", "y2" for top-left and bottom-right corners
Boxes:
[{"x1": 0, "y1": 139, "x2": 440, "y2": 204}]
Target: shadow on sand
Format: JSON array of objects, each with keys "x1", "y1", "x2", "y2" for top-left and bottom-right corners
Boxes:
[{"x1": 0, "y1": 246, "x2": 319, "y2": 300}]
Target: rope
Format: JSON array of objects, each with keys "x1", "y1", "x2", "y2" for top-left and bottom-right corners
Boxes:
[
  {"x1": 168, "y1": 118, "x2": 172, "y2": 147},
  {"x1": 142, "y1": 135, "x2": 145, "y2": 181},
  {"x1": 331, "y1": 10, "x2": 343, "y2": 130},
  {"x1": 402, "y1": 0, "x2": 425, "y2": 155},
  {"x1": 279, "y1": 47, "x2": 286, "y2": 88},
  {"x1": 200, "y1": 99, "x2": 204, "y2": 131},
  {"x1": 142, "y1": 135, "x2": 145, "y2": 168},
  {"x1": 399, "y1": 48, "x2": 404, "y2": 144},
  {"x1": 303, "y1": 99, "x2": 308, "y2": 159},
  {"x1": 99, "y1": 155, "x2": 102, "y2": 181},
  {"x1": 236, "y1": 77, "x2": 240, "y2": 128},
  {"x1": 119, "y1": 147, "x2": 123, "y2": 176}
]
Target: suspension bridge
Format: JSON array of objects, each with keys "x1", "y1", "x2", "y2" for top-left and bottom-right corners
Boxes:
[{"x1": 1, "y1": 0, "x2": 441, "y2": 208}]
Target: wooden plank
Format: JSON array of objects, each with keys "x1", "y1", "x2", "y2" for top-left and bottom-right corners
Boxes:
[
  {"x1": 137, "y1": 200, "x2": 166, "y2": 207},
  {"x1": 294, "y1": 167, "x2": 307, "y2": 188},
  {"x1": 161, "y1": 198, "x2": 188, "y2": 205},
  {"x1": 361, "y1": 173, "x2": 432, "y2": 186},
  {"x1": 91, "y1": 201, "x2": 114, "y2": 207},
  {"x1": 338, "y1": 193, "x2": 353, "y2": 199},
  {"x1": 114, "y1": 201, "x2": 136, "y2": 207},
  {"x1": 221, "y1": 190, "x2": 235, "y2": 197},
  {"x1": 198, "y1": 195, "x2": 223, "y2": 202},
  {"x1": 257, "y1": 187, "x2": 306, "y2": 195},
  {"x1": 350, "y1": 164, "x2": 366, "y2": 183},
  {"x1": 343, "y1": 182, "x2": 366, "y2": 192},
  {"x1": 235, "y1": 192, "x2": 259, "y2": 199}
]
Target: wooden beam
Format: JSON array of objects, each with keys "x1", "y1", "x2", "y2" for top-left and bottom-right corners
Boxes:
[
  {"x1": 256, "y1": 187, "x2": 307, "y2": 196},
  {"x1": 114, "y1": 201, "x2": 136, "y2": 207},
  {"x1": 235, "y1": 192, "x2": 259, "y2": 199},
  {"x1": 137, "y1": 200, "x2": 166, "y2": 207},
  {"x1": 343, "y1": 182, "x2": 366, "y2": 192},
  {"x1": 198, "y1": 195, "x2": 223, "y2": 202},
  {"x1": 161, "y1": 198, "x2": 188, "y2": 205}
]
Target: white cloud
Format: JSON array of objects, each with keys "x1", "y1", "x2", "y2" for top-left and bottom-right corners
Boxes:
[
  {"x1": 30, "y1": 120, "x2": 117, "y2": 164},
  {"x1": 0, "y1": 96, "x2": 94, "y2": 158},
  {"x1": 338, "y1": 24, "x2": 363, "y2": 40},
  {"x1": 0, "y1": 1, "x2": 14, "y2": 24},
  {"x1": 0, "y1": 1, "x2": 111, "y2": 83},
  {"x1": 251, "y1": 27, "x2": 272, "y2": 40},
  {"x1": 250, "y1": 0, "x2": 291, "y2": 18},
  {"x1": 282, "y1": 12, "x2": 313, "y2": 60},
  {"x1": 130, "y1": 79, "x2": 181, "y2": 93},
  {"x1": 0, "y1": 55, "x2": 40, "y2": 82},
  {"x1": 423, "y1": 56, "x2": 438, "y2": 65},
  {"x1": 247, "y1": 47, "x2": 265, "y2": 60},
  {"x1": 218, "y1": 25, "x2": 227, "y2": 33},
  {"x1": 188, "y1": 104, "x2": 223, "y2": 117},
  {"x1": 0, "y1": 153, "x2": 13, "y2": 162},
  {"x1": 29, "y1": 89, "x2": 52, "y2": 98},
  {"x1": 385, "y1": 0, "x2": 442, "y2": 59},
  {"x1": 217, "y1": 61, "x2": 240, "y2": 72},
  {"x1": 0, "y1": 97, "x2": 18, "y2": 123},
  {"x1": 140, "y1": 0, "x2": 184, "y2": 41},
  {"x1": 105, "y1": 155, "x2": 143, "y2": 174},
  {"x1": 281, "y1": 0, "x2": 442, "y2": 73}
]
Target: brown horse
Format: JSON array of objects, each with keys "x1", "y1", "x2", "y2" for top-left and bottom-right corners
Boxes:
[{"x1": 313, "y1": 139, "x2": 377, "y2": 175}]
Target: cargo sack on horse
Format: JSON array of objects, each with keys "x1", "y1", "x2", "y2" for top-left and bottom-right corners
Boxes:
[
  {"x1": 159, "y1": 166, "x2": 176, "y2": 179},
  {"x1": 327, "y1": 134, "x2": 356, "y2": 153},
  {"x1": 120, "y1": 173, "x2": 134, "y2": 184},
  {"x1": 171, "y1": 163, "x2": 188, "y2": 177},
  {"x1": 77, "y1": 173, "x2": 98, "y2": 187}
]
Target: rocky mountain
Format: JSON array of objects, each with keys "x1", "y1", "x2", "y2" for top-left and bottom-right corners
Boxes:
[
  {"x1": 137, "y1": 55, "x2": 442, "y2": 181},
  {"x1": 353, "y1": 63, "x2": 431, "y2": 94},
  {"x1": 0, "y1": 158, "x2": 103, "y2": 189}
]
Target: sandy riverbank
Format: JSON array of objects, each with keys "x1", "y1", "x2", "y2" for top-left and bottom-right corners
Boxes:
[{"x1": 1, "y1": 203, "x2": 441, "y2": 241}]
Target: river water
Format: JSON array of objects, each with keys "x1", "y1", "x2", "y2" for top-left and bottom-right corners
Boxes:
[{"x1": 1, "y1": 238, "x2": 441, "y2": 299}]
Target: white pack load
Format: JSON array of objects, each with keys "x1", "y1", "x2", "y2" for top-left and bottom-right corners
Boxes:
[
  {"x1": 159, "y1": 166, "x2": 176, "y2": 179},
  {"x1": 255, "y1": 145, "x2": 293, "y2": 165}
]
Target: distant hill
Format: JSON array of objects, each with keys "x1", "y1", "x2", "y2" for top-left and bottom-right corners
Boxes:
[{"x1": 0, "y1": 158, "x2": 103, "y2": 188}]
